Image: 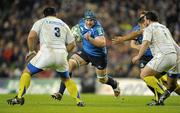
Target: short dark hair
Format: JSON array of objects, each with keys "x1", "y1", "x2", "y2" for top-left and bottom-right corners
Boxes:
[
  {"x1": 139, "y1": 10, "x2": 148, "y2": 16},
  {"x1": 145, "y1": 11, "x2": 158, "y2": 22},
  {"x1": 43, "y1": 7, "x2": 56, "y2": 17}
]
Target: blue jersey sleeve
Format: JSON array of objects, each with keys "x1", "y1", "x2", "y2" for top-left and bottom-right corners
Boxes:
[
  {"x1": 132, "y1": 25, "x2": 140, "y2": 32},
  {"x1": 94, "y1": 26, "x2": 104, "y2": 38},
  {"x1": 131, "y1": 25, "x2": 141, "y2": 41}
]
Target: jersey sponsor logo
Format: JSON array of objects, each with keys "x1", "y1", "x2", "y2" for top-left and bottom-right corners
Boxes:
[{"x1": 97, "y1": 27, "x2": 103, "y2": 35}]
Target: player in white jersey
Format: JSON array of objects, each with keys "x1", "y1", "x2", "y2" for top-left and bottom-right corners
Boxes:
[
  {"x1": 132, "y1": 11, "x2": 179, "y2": 105},
  {"x1": 7, "y1": 7, "x2": 84, "y2": 107},
  {"x1": 157, "y1": 30, "x2": 180, "y2": 105}
]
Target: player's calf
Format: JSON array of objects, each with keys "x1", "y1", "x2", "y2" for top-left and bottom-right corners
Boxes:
[
  {"x1": 158, "y1": 90, "x2": 171, "y2": 104},
  {"x1": 98, "y1": 75, "x2": 121, "y2": 97},
  {"x1": 113, "y1": 82, "x2": 120, "y2": 97}
]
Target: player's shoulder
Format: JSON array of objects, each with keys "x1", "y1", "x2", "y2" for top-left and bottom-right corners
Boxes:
[
  {"x1": 33, "y1": 17, "x2": 50, "y2": 26},
  {"x1": 53, "y1": 18, "x2": 70, "y2": 30},
  {"x1": 93, "y1": 21, "x2": 103, "y2": 30},
  {"x1": 34, "y1": 18, "x2": 45, "y2": 24},
  {"x1": 144, "y1": 23, "x2": 154, "y2": 32},
  {"x1": 95, "y1": 20, "x2": 102, "y2": 27}
]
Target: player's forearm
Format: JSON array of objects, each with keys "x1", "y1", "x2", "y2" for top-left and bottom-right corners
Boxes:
[
  {"x1": 138, "y1": 41, "x2": 149, "y2": 58},
  {"x1": 123, "y1": 31, "x2": 142, "y2": 41},
  {"x1": 130, "y1": 41, "x2": 141, "y2": 50},
  {"x1": 27, "y1": 31, "x2": 38, "y2": 52},
  {"x1": 88, "y1": 37, "x2": 106, "y2": 48},
  {"x1": 27, "y1": 36, "x2": 36, "y2": 52}
]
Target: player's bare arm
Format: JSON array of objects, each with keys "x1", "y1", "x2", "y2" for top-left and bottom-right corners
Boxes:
[
  {"x1": 27, "y1": 30, "x2": 38, "y2": 51},
  {"x1": 26, "y1": 30, "x2": 38, "y2": 62},
  {"x1": 85, "y1": 33, "x2": 106, "y2": 48},
  {"x1": 130, "y1": 40, "x2": 141, "y2": 50},
  {"x1": 112, "y1": 30, "x2": 143, "y2": 44},
  {"x1": 132, "y1": 40, "x2": 150, "y2": 64}
]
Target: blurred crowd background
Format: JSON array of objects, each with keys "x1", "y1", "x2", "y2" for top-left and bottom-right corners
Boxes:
[{"x1": 0, "y1": 0, "x2": 180, "y2": 79}]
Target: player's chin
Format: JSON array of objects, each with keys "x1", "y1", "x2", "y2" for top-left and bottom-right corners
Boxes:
[{"x1": 87, "y1": 24, "x2": 93, "y2": 28}]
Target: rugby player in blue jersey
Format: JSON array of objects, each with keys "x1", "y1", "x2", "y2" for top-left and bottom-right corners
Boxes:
[{"x1": 51, "y1": 10, "x2": 120, "y2": 101}]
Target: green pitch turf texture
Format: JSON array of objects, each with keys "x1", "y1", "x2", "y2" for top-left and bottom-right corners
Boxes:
[{"x1": 0, "y1": 94, "x2": 179, "y2": 113}]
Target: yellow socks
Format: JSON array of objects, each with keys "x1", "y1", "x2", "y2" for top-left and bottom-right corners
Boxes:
[
  {"x1": 17, "y1": 72, "x2": 31, "y2": 98},
  {"x1": 64, "y1": 79, "x2": 81, "y2": 103},
  {"x1": 143, "y1": 76, "x2": 165, "y2": 100},
  {"x1": 159, "y1": 75, "x2": 180, "y2": 95}
]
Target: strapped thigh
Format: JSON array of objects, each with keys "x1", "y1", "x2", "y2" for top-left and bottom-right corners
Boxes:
[
  {"x1": 69, "y1": 57, "x2": 81, "y2": 68},
  {"x1": 97, "y1": 74, "x2": 108, "y2": 79}
]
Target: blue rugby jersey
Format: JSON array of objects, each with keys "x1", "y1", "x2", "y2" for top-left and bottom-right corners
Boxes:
[{"x1": 78, "y1": 19, "x2": 107, "y2": 57}]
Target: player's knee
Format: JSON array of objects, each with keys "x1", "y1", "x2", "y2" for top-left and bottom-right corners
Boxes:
[
  {"x1": 140, "y1": 72, "x2": 145, "y2": 79},
  {"x1": 98, "y1": 78, "x2": 107, "y2": 84},
  {"x1": 140, "y1": 69, "x2": 150, "y2": 79},
  {"x1": 69, "y1": 58, "x2": 79, "y2": 71},
  {"x1": 97, "y1": 74, "x2": 108, "y2": 84}
]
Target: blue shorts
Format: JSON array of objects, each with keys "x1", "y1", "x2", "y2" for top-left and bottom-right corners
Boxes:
[
  {"x1": 76, "y1": 50, "x2": 107, "y2": 70},
  {"x1": 139, "y1": 55, "x2": 153, "y2": 68},
  {"x1": 168, "y1": 73, "x2": 180, "y2": 78}
]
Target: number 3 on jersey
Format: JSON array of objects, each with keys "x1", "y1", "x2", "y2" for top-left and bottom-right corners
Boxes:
[{"x1": 54, "y1": 27, "x2": 60, "y2": 37}]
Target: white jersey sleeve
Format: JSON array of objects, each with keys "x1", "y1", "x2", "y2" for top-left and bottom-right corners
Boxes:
[
  {"x1": 143, "y1": 27, "x2": 152, "y2": 42},
  {"x1": 31, "y1": 20, "x2": 42, "y2": 35}
]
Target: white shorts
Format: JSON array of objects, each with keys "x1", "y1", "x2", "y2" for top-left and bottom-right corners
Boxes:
[
  {"x1": 146, "y1": 53, "x2": 177, "y2": 72},
  {"x1": 30, "y1": 47, "x2": 68, "y2": 72}
]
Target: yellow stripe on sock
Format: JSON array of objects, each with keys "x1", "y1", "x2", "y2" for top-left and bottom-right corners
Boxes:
[
  {"x1": 159, "y1": 75, "x2": 168, "y2": 87},
  {"x1": 64, "y1": 79, "x2": 81, "y2": 103},
  {"x1": 143, "y1": 76, "x2": 165, "y2": 94},
  {"x1": 17, "y1": 72, "x2": 31, "y2": 98}
]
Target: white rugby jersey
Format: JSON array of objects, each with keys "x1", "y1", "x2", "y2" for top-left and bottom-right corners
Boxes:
[
  {"x1": 31, "y1": 16, "x2": 74, "y2": 49},
  {"x1": 143, "y1": 22, "x2": 176, "y2": 56}
]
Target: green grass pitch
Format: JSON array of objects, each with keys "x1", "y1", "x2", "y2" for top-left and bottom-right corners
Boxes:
[{"x1": 0, "y1": 94, "x2": 179, "y2": 113}]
